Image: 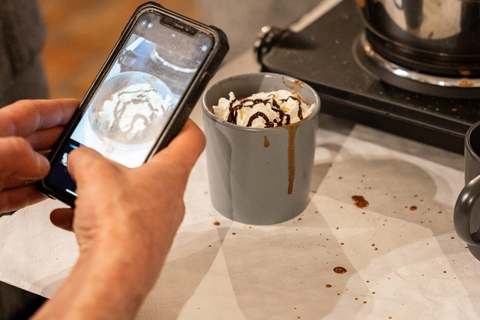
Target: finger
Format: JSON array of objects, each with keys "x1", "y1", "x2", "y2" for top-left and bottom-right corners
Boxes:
[
  {"x1": 67, "y1": 147, "x2": 112, "y2": 184},
  {"x1": 26, "y1": 126, "x2": 66, "y2": 151},
  {"x1": 149, "y1": 119, "x2": 206, "y2": 172},
  {"x1": 3, "y1": 176, "x2": 34, "y2": 189},
  {"x1": 0, "y1": 184, "x2": 46, "y2": 214},
  {"x1": 0, "y1": 137, "x2": 50, "y2": 179},
  {"x1": 50, "y1": 208, "x2": 74, "y2": 232},
  {"x1": 0, "y1": 99, "x2": 78, "y2": 137}
]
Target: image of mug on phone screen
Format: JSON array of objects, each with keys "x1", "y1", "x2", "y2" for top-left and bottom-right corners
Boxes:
[{"x1": 37, "y1": 2, "x2": 228, "y2": 206}]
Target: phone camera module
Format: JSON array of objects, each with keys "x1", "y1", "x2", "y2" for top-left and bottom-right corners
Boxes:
[
  {"x1": 141, "y1": 20, "x2": 147, "y2": 26},
  {"x1": 161, "y1": 16, "x2": 197, "y2": 35},
  {"x1": 162, "y1": 16, "x2": 174, "y2": 26}
]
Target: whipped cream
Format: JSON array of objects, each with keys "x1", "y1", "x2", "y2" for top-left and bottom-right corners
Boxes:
[
  {"x1": 212, "y1": 90, "x2": 315, "y2": 128},
  {"x1": 96, "y1": 83, "x2": 172, "y2": 142}
]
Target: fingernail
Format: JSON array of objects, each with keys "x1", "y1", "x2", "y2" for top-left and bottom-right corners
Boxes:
[{"x1": 36, "y1": 153, "x2": 50, "y2": 172}]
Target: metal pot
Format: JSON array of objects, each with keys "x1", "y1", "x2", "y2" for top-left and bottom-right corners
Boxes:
[{"x1": 356, "y1": 0, "x2": 480, "y2": 77}]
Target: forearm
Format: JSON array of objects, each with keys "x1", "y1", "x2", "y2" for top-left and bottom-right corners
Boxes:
[
  {"x1": 31, "y1": 232, "x2": 168, "y2": 320},
  {"x1": 28, "y1": 118, "x2": 200, "y2": 319}
]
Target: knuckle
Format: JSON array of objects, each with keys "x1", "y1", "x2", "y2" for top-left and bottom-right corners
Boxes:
[
  {"x1": 0, "y1": 102, "x2": 24, "y2": 136},
  {"x1": 3, "y1": 100, "x2": 25, "y2": 114},
  {"x1": 163, "y1": 161, "x2": 190, "y2": 181},
  {"x1": 5, "y1": 137, "x2": 30, "y2": 155},
  {"x1": 10, "y1": 99, "x2": 31, "y2": 106}
]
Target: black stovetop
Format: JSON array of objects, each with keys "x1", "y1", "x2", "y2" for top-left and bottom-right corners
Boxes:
[{"x1": 259, "y1": 0, "x2": 480, "y2": 154}]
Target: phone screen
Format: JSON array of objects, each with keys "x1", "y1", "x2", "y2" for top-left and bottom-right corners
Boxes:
[{"x1": 45, "y1": 11, "x2": 214, "y2": 197}]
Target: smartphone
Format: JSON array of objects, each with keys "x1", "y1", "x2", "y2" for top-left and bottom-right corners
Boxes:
[{"x1": 37, "y1": 2, "x2": 228, "y2": 206}]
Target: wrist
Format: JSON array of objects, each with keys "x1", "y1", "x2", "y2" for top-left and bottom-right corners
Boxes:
[
  {"x1": 32, "y1": 227, "x2": 166, "y2": 320},
  {"x1": 83, "y1": 225, "x2": 166, "y2": 292}
]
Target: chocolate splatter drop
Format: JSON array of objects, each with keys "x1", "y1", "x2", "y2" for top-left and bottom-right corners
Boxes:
[
  {"x1": 460, "y1": 78, "x2": 474, "y2": 87},
  {"x1": 213, "y1": 222, "x2": 220, "y2": 226},
  {"x1": 333, "y1": 267, "x2": 347, "y2": 274},
  {"x1": 352, "y1": 195, "x2": 369, "y2": 208}
]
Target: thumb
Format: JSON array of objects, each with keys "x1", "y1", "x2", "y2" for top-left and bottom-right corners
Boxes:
[{"x1": 66, "y1": 147, "x2": 106, "y2": 184}]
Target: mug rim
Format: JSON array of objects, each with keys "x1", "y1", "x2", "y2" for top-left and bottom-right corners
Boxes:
[
  {"x1": 466, "y1": 120, "x2": 480, "y2": 163},
  {"x1": 201, "y1": 72, "x2": 321, "y2": 132}
]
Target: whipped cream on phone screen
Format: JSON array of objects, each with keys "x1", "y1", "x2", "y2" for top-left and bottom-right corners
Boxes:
[
  {"x1": 97, "y1": 83, "x2": 172, "y2": 142},
  {"x1": 212, "y1": 90, "x2": 315, "y2": 128}
]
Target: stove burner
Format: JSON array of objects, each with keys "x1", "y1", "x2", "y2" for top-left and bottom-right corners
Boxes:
[
  {"x1": 354, "y1": 32, "x2": 480, "y2": 99},
  {"x1": 258, "y1": 0, "x2": 480, "y2": 153}
]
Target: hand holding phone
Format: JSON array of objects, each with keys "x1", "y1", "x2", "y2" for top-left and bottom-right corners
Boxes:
[{"x1": 37, "y1": 2, "x2": 228, "y2": 206}]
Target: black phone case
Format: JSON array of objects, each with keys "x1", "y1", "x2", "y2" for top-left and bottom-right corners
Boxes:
[{"x1": 36, "y1": 1, "x2": 229, "y2": 206}]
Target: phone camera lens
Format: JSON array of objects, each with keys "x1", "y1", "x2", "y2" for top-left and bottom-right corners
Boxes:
[{"x1": 162, "y1": 17, "x2": 173, "y2": 25}]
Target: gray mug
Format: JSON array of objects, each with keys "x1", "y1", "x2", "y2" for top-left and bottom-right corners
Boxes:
[
  {"x1": 454, "y1": 121, "x2": 480, "y2": 260},
  {"x1": 202, "y1": 73, "x2": 321, "y2": 225}
]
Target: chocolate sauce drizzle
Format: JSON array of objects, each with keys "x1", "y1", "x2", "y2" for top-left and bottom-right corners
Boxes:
[
  {"x1": 227, "y1": 99, "x2": 241, "y2": 125},
  {"x1": 280, "y1": 96, "x2": 303, "y2": 120},
  {"x1": 118, "y1": 88, "x2": 156, "y2": 99},
  {"x1": 227, "y1": 94, "x2": 303, "y2": 128},
  {"x1": 247, "y1": 112, "x2": 274, "y2": 127},
  {"x1": 108, "y1": 89, "x2": 160, "y2": 142},
  {"x1": 272, "y1": 99, "x2": 290, "y2": 126}
]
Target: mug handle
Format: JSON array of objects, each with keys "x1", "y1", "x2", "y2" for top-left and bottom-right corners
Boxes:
[{"x1": 454, "y1": 175, "x2": 480, "y2": 245}]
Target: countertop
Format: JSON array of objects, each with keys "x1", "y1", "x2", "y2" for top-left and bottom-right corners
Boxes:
[{"x1": 1, "y1": 48, "x2": 478, "y2": 320}]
